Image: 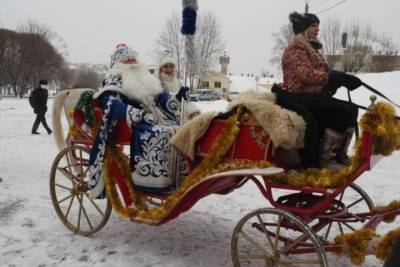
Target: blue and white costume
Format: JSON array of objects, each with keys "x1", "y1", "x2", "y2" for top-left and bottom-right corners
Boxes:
[{"x1": 88, "y1": 45, "x2": 188, "y2": 198}]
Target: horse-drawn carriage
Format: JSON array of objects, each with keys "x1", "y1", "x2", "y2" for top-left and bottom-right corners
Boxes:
[{"x1": 49, "y1": 89, "x2": 400, "y2": 266}]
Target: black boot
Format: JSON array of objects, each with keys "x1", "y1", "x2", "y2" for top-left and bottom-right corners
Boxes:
[
  {"x1": 335, "y1": 127, "x2": 355, "y2": 165},
  {"x1": 320, "y1": 128, "x2": 345, "y2": 170}
]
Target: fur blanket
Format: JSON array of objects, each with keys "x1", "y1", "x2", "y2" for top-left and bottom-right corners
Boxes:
[
  {"x1": 170, "y1": 112, "x2": 216, "y2": 160},
  {"x1": 170, "y1": 91, "x2": 306, "y2": 160}
]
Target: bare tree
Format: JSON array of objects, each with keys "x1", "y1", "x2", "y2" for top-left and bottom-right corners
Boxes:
[
  {"x1": 153, "y1": 13, "x2": 186, "y2": 79},
  {"x1": 376, "y1": 33, "x2": 398, "y2": 55},
  {"x1": 0, "y1": 29, "x2": 19, "y2": 88},
  {"x1": 195, "y1": 12, "x2": 225, "y2": 88},
  {"x1": 153, "y1": 11, "x2": 225, "y2": 89},
  {"x1": 17, "y1": 18, "x2": 56, "y2": 41},
  {"x1": 372, "y1": 33, "x2": 399, "y2": 72},
  {"x1": 341, "y1": 22, "x2": 377, "y2": 72},
  {"x1": 320, "y1": 17, "x2": 342, "y2": 69},
  {"x1": 68, "y1": 67, "x2": 102, "y2": 89},
  {"x1": 0, "y1": 20, "x2": 67, "y2": 97},
  {"x1": 270, "y1": 23, "x2": 294, "y2": 68}
]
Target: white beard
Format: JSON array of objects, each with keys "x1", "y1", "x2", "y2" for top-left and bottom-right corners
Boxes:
[
  {"x1": 107, "y1": 62, "x2": 163, "y2": 104},
  {"x1": 159, "y1": 73, "x2": 181, "y2": 93}
]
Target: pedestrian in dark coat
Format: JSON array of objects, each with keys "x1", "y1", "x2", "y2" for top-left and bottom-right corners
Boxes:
[
  {"x1": 30, "y1": 79, "x2": 52, "y2": 134},
  {"x1": 273, "y1": 11, "x2": 362, "y2": 170}
]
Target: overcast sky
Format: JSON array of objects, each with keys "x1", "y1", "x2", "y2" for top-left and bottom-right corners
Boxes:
[{"x1": 1, "y1": 0, "x2": 400, "y2": 75}]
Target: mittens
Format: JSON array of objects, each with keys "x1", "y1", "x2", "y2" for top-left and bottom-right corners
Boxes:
[
  {"x1": 327, "y1": 70, "x2": 343, "y2": 93},
  {"x1": 341, "y1": 73, "x2": 362, "y2": 91},
  {"x1": 327, "y1": 70, "x2": 362, "y2": 92},
  {"x1": 181, "y1": 7, "x2": 197, "y2": 35},
  {"x1": 176, "y1": 86, "x2": 190, "y2": 101}
]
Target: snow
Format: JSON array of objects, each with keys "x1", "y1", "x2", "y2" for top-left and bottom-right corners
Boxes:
[{"x1": 1, "y1": 72, "x2": 400, "y2": 266}]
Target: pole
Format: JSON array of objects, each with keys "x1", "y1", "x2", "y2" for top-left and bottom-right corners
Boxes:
[{"x1": 305, "y1": 0, "x2": 310, "y2": 13}]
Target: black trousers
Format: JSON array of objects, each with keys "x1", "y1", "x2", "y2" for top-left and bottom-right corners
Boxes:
[
  {"x1": 273, "y1": 86, "x2": 358, "y2": 136},
  {"x1": 272, "y1": 86, "x2": 359, "y2": 167},
  {"x1": 32, "y1": 112, "x2": 51, "y2": 133},
  {"x1": 384, "y1": 237, "x2": 400, "y2": 267}
]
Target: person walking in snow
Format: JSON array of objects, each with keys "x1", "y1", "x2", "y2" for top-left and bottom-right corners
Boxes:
[
  {"x1": 30, "y1": 79, "x2": 52, "y2": 135},
  {"x1": 272, "y1": 11, "x2": 362, "y2": 170}
]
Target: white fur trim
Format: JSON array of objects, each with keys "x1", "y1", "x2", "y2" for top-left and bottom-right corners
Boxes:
[
  {"x1": 160, "y1": 57, "x2": 176, "y2": 67},
  {"x1": 95, "y1": 62, "x2": 163, "y2": 104},
  {"x1": 159, "y1": 73, "x2": 181, "y2": 93},
  {"x1": 132, "y1": 173, "x2": 171, "y2": 188},
  {"x1": 184, "y1": 102, "x2": 200, "y2": 121},
  {"x1": 88, "y1": 173, "x2": 105, "y2": 199}
]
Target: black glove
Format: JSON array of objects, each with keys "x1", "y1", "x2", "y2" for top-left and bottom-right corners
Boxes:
[
  {"x1": 176, "y1": 86, "x2": 190, "y2": 101},
  {"x1": 341, "y1": 73, "x2": 362, "y2": 91},
  {"x1": 326, "y1": 70, "x2": 342, "y2": 94},
  {"x1": 327, "y1": 70, "x2": 362, "y2": 92}
]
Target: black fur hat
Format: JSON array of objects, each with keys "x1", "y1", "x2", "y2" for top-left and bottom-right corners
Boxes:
[
  {"x1": 289, "y1": 12, "x2": 320, "y2": 34},
  {"x1": 39, "y1": 79, "x2": 48, "y2": 85}
]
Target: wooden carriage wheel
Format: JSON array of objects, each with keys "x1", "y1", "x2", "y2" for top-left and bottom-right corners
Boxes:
[
  {"x1": 231, "y1": 208, "x2": 328, "y2": 267},
  {"x1": 50, "y1": 145, "x2": 112, "y2": 236},
  {"x1": 320, "y1": 183, "x2": 374, "y2": 241}
]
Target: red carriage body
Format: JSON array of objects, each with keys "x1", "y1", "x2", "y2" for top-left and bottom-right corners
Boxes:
[
  {"x1": 49, "y1": 104, "x2": 399, "y2": 266},
  {"x1": 71, "y1": 107, "x2": 376, "y2": 224}
]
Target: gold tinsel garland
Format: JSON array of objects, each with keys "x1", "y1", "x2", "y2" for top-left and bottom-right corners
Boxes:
[
  {"x1": 268, "y1": 140, "x2": 364, "y2": 188},
  {"x1": 373, "y1": 200, "x2": 400, "y2": 223},
  {"x1": 334, "y1": 228, "x2": 379, "y2": 265},
  {"x1": 103, "y1": 114, "x2": 274, "y2": 222},
  {"x1": 359, "y1": 102, "x2": 400, "y2": 155},
  {"x1": 335, "y1": 227, "x2": 400, "y2": 265},
  {"x1": 71, "y1": 101, "x2": 400, "y2": 253},
  {"x1": 375, "y1": 228, "x2": 400, "y2": 261},
  {"x1": 268, "y1": 102, "x2": 400, "y2": 188}
]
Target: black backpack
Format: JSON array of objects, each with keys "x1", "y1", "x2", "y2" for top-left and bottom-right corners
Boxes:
[{"x1": 29, "y1": 91, "x2": 34, "y2": 108}]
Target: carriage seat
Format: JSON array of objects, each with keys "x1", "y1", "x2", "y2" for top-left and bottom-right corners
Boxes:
[{"x1": 73, "y1": 101, "x2": 132, "y2": 144}]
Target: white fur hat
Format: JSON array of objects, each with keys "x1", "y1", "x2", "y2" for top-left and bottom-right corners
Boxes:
[
  {"x1": 159, "y1": 57, "x2": 176, "y2": 67},
  {"x1": 110, "y1": 43, "x2": 138, "y2": 68}
]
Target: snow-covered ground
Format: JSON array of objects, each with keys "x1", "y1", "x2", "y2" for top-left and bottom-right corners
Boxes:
[{"x1": 1, "y1": 72, "x2": 400, "y2": 267}]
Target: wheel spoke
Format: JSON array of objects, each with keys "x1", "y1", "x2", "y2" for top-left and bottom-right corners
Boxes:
[
  {"x1": 84, "y1": 193, "x2": 106, "y2": 217},
  {"x1": 237, "y1": 254, "x2": 266, "y2": 259},
  {"x1": 55, "y1": 183, "x2": 72, "y2": 191},
  {"x1": 283, "y1": 232, "x2": 310, "y2": 254},
  {"x1": 79, "y1": 149, "x2": 84, "y2": 177},
  {"x1": 347, "y1": 197, "x2": 364, "y2": 209},
  {"x1": 65, "y1": 194, "x2": 76, "y2": 219},
  {"x1": 57, "y1": 167, "x2": 75, "y2": 184},
  {"x1": 273, "y1": 215, "x2": 282, "y2": 253},
  {"x1": 65, "y1": 152, "x2": 74, "y2": 181},
  {"x1": 239, "y1": 230, "x2": 270, "y2": 258},
  {"x1": 338, "y1": 191, "x2": 345, "y2": 202},
  {"x1": 342, "y1": 222, "x2": 357, "y2": 232},
  {"x1": 338, "y1": 222, "x2": 344, "y2": 235},
  {"x1": 76, "y1": 194, "x2": 83, "y2": 233},
  {"x1": 324, "y1": 222, "x2": 333, "y2": 239},
  {"x1": 80, "y1": 196, "x2": 94, "y2": 231},
  {"x1": 279, "y1": 258, "x2": 322, "y2": 264},
  {"x1": 58, "y1": 194, "x2": 73, "y2": 204},
  {"x1": 257, "y1": 215, "x2": 275, "y2": 250},
  {"x1": 58, "y1": 168, "x2": 80, "y2": 185}
]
